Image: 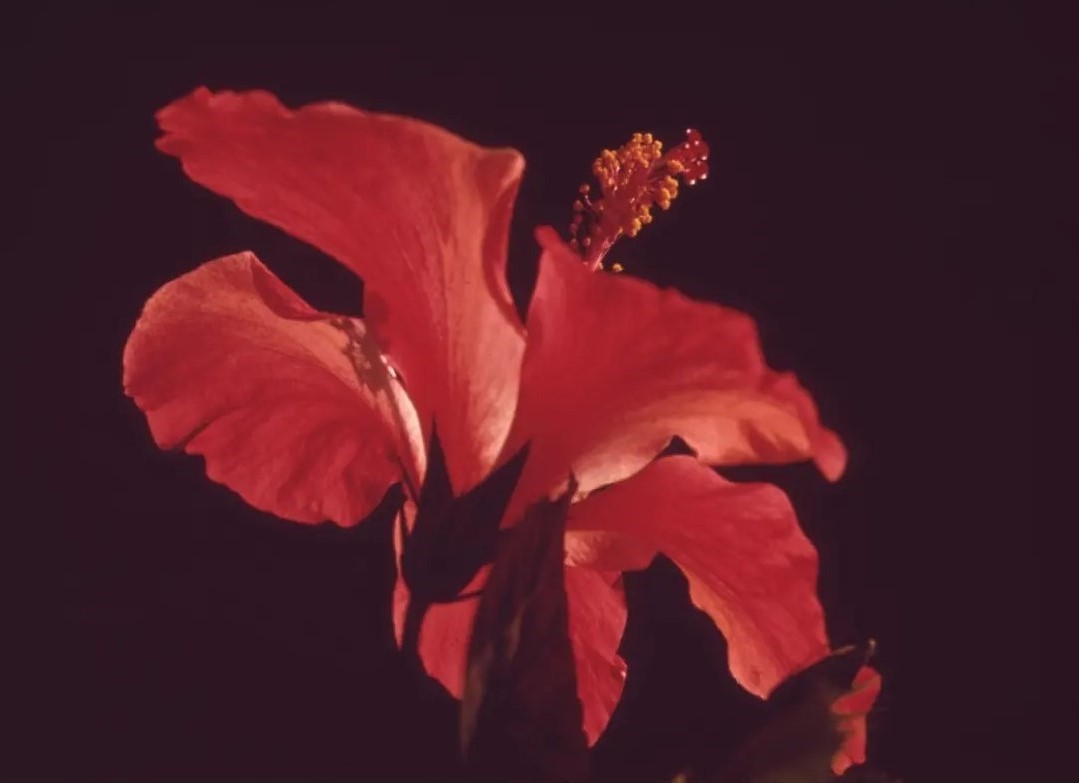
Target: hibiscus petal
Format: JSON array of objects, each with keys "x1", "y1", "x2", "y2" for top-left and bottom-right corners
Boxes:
[
  {"x1": 565, "y1": 455, "x2": 830, "y2": 698},
  {"x1": 393, "y1": 559, "x2": 627, "y2": 746},
  {"x1": 564, "y1": 567, "x2": 628, "y2": 745},
  {"x1": 505, "y1": 227, "x2": 846, "y2": 517},
  {"x1": 123, "y1": 252, "x2": 423, "y2": 526},
  {"x1": 156, "y1": 88, "x2": 526, "y2": 492},
  {"x1": 831, "y1": 665, "x2": 882, "y2": 775}
]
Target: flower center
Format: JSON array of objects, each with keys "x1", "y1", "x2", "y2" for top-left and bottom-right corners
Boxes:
[{"x1": 569, "y1": 129, "x2": 709, "y2": 271}]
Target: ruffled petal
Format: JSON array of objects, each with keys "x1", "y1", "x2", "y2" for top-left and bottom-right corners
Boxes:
[
  {"x1": 505, "y1": 228, "x2": 845, "y2": 518},
  {"x1": 123, "y1": 252, "x2": 422, "y2": 526},
  {"x1": 565, "y1": 455, "x2": 829, "y2": 698},
  {"x1": 156, "y1": 88, "x2": 526, "y2": 492}
]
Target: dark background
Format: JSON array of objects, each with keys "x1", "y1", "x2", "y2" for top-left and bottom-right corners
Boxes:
[{"x1": 22, "y1": 4, "x2": 1069, "y2": 781}]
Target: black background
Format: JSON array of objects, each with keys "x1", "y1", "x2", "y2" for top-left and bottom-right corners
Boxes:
[{"x1": 22, "y1": 5, "x2": 1069, "y2": 782}]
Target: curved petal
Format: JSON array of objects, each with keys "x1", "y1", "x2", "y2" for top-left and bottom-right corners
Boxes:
[
  {"x1": 564, "y1": 567, "x2": 628, "y2": 745},
  {"x1": 831, "y1": 665, "x2": 882, "y2": 775},
  {"x1": 156, "y1": 88, "x2": 526, "y2": 492},
  {"x1": 123, "y1": 252, "x2": 423, "y2": 526},
  {"x1": 504, "y1": 228, "x2": 845, "y2": 518},
  {"x1": 393, "y1": 554, "x2": 627, "y2": 746},
  {"x1": 565, "y1": 455, "x2": 830, "y2": 698},
  {"x1": 392, "y1": 569, "x2": 479, "y2": 694}
]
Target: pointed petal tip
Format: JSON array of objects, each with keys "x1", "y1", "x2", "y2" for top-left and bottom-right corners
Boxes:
[
  {"x1": 817, "y1": 427, "x2": 849, "y2": 482},
  {"x1": 534, "y1": 224, "x2": 561, "y2": 247},
  {"x1": 567, "y1": 457, "x2": 829, "y2": 700}
]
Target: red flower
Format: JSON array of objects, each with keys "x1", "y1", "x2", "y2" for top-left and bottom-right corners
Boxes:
[{"x1": 124, "y1": 88, "x2": 868, "y2": 753}]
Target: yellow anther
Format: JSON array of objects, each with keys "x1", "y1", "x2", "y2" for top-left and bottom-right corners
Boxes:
[
  {"x1": 568, "y1": 128, "x2": 711, "y2": 270},
  {"x1": 610, "y1": 262, "x2": 625, "y2": 273}
]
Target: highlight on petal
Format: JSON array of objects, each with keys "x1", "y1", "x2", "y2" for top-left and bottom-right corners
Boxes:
[
  {"x1": 123, "y1": 252, "x2": 423, "y2": 526},
  {"x1": 504, "y1": 227, "x2": 845, "y2": 518},
  {"x1": 393, "y1": 535, "x2": 627, "y2": 747},
  {"x1": 831, "y1": 665, "x2": 882, "y2": 775},
  {"x1": 565, "y1": 455, "x2": 830, "y2": 698},
  {"x1": 156, "y1": 87, "x2": 526, "y2": 493}
]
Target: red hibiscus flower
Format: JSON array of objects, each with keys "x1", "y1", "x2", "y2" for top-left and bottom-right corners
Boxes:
[{"x1": 123, "y1": 88, "x2": 877, "y2": 764}]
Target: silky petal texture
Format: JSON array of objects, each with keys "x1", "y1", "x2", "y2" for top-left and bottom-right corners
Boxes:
[
  {"x1": 392, "y1": 553, "x2": 627, "y2": 746},
  {"x1": 565, "y1": 456, "x2": 829, "y2": 698},
  {"x1": 156, "y1": 88, "x2": 526, "y2": 492},
  {"x1": 831, "y1": 665, "x2": 882, "y2": 775},
  {"x1": 123, "y1": 252, "x2": 423, "y2": 526},
  {"x1": 504, "y1": 227, "x2": 846, "y2": 520}
]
